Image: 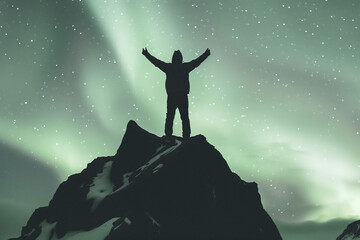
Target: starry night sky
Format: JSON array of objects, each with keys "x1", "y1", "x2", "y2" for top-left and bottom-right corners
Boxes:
[{"x1": 1, "y1": 1, "x2": 359, "y2": 239}]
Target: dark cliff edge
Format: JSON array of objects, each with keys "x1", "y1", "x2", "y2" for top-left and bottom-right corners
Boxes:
[
  {"x1": 10, "y1": 120, "x2": 282, "y2": 240},
  {"x1": 337, "y1": 220, "x2": 360, "y2": 240}
]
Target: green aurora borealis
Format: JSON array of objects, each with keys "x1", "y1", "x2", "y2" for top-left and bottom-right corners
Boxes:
[{"x1": 1, "y1": 1, "x2": 359, "y2": 239}]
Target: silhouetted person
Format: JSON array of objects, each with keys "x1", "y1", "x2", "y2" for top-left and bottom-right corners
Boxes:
[{"x1": 142, "y1": 48, "x2": 210, "y2": 141}]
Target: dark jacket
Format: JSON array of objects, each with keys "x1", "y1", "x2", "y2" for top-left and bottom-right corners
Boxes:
[{"x1": 144, "y1": 51, "x2": 210, "y2": 94}]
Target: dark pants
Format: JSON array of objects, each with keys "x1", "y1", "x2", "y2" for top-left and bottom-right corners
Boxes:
[{"x1": 165, "y1": 93, "x2": 190, "y2": 138}]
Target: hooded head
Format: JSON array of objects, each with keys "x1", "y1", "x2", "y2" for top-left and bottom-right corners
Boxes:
[{"x1": 172, "y1": 50, "x2": 183, "y2": 64}]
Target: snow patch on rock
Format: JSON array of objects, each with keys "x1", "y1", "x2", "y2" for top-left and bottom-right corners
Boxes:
[
  {"x1": 152, "y1": 164, "x2": 163, "y2": 173},
  {"x1": 87, "y1": 161, "x2": 114, "y2": 211},
  {"x1": 54, "y1": 218, "x2": 119, "y2": 240},
  {"x1": 113, "y1": 140, "x2": 181, "y2": 194},
  {"x1": 342, "y1": 235, "x2": 359, "y2": 240},
  {"x1": 35, "y1": 221, "x2": 56, "y2": 240}
]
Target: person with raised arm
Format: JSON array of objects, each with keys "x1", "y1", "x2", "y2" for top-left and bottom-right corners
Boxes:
[{"x1": 142, "y1": 48, "x2": 210, "y2": 143}]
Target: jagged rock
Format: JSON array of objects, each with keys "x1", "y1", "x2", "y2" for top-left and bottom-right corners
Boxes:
[
  {"x1": 10, "y1": 120, "x2": 282, "y2": 240},
  {"x1": 337, "y1": 220, "x2": 360, "y2": 240}
]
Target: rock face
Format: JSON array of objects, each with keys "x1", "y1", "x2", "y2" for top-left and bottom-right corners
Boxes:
[
  {"x1": 337, "y1": 220, "x2": 360, "y2": 240},
  {"x1": 11, "y1": 120, "x2": 282, "y2": 240}
]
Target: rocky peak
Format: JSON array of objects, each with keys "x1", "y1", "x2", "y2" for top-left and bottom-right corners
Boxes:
[{"x1": 11, "y1": 120, "x2": 282, "y2": 240}]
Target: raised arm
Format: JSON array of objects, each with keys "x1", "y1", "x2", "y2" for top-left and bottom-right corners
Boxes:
[
  {"x1": 186, "y1": 48, "x2": 211, "y2": 72},
  {"x1": 142, "y1": 48, "x2": 167, "y2": 72}
]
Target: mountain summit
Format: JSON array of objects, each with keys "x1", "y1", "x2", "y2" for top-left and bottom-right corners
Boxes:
[{"x1": 11, "y1": 120, "x2": 282, "y2": 240}]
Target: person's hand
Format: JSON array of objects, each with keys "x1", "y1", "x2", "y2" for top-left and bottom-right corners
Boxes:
[
  {"x1": 142, "y1": 48, "x2": 148, "y2": 55},
  {"x1": 205, "y1": 48, "x2": 210, "y2": 56}
]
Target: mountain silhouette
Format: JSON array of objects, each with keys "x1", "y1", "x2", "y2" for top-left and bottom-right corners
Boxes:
[
  {"x1": 10, "y1": 120, "x2": 282, "y2": 240},
  {"x1": 337, "y1": 220, "x2": 360, "y2": 240}
]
